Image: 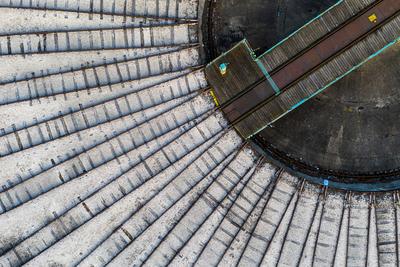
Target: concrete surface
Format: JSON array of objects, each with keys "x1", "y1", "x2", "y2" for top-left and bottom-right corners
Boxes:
[{"x1": 0, "y1": 1, "x2": 399, "y2": 266}]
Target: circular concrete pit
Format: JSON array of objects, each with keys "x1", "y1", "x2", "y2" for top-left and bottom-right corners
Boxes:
[{"x1": 206, "y1": 0, "x2": 400, "y2": 186}]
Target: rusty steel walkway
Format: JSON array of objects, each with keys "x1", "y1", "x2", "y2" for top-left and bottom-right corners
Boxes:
[{"x1": 206, "y1": 0, "x2": 400, "y2": 138}]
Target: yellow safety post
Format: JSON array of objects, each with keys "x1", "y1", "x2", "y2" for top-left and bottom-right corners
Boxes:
[
  {"x1": 368, "y1": 13, "x2": 378, "y2": 23},
  {"x1": 209, "y1": 90, "x2": 220, "y2": 107}
]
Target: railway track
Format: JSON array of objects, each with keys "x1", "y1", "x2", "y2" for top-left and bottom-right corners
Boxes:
[
  {"x1": 232, "y1": 10, "x2": 400, "y2": 128},
  {"x1": 209, "y1": 0, "x2": 379, "y2": 105},
  {"x1": 207, "y1": 0, "x2": 400, "y2": 136},
  {"x1": 207, "y1": 0, "x2": 377, "y2": 112}
]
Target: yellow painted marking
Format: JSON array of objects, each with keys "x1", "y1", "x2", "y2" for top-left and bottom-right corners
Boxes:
[
  {"x1": 368, "y1": 13, "x2": 378, "y2": 23},
  {"x1": 210, "y1": 90, "x2": 220, "y2": 107}
]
